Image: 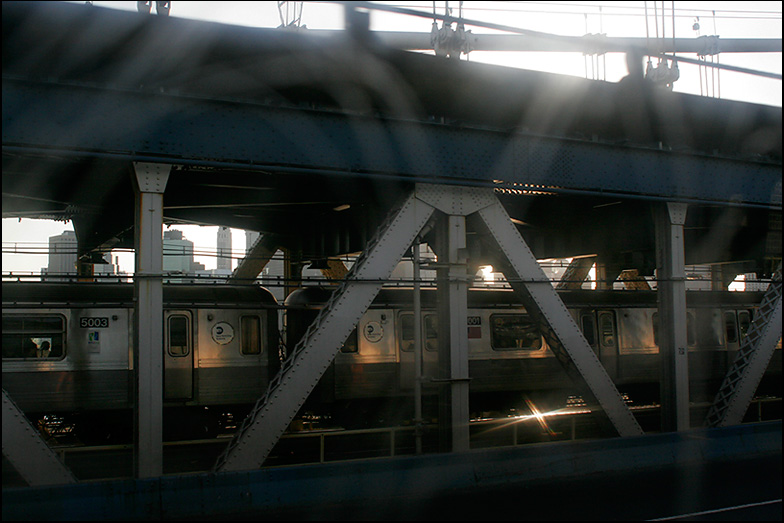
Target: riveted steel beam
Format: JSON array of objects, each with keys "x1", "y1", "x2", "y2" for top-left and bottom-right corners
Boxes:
[
  {"x1": 2, "y1": 389, "x2": 77, "y2": 486},
  {"x1": 655, "y1": 202, "x2": 690, "y2": 432},
  {"x1": 132, "y1": 161, "x2": 170, "y2": 478},
  {"x1": 3, "y1": 80, "x2": 780, "y2": 208}
]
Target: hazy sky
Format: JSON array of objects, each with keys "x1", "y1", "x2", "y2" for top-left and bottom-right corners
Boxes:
[{"x1": 3, "y1": 1, "x2": 781, "y2": 275}]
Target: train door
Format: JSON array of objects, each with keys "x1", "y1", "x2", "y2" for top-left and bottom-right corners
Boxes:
[
  {"x1": 164, "y1": 310, "x2": 193, "y2": 401},
  {"x1": 579, "y1": 310, "x2": 619, "y2": 379},
  {"x1": 398, "y1": 311, "x2": 438, "y2": 390},
  {"x1": 596, "y1": 310, "x2": 619, "y2": 379}
]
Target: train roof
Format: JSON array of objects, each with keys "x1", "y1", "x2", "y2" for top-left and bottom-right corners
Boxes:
[
  {"x1": 283, "y1": 285, "x2": 766, "y2": 309},
  {"x1": 1, "y1": 281, "x2": 279, "y2": 308}
]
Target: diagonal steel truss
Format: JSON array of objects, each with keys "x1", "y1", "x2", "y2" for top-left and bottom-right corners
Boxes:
[
  {"x1": 214, "y1": 184, "x2": 642, "y2": 472},
  {"x1": 705, "y1": 262, "x2": 782, "y2": 427},
  {"x1": 2, "y1": 389, "x2": 77, "y2": 486}
]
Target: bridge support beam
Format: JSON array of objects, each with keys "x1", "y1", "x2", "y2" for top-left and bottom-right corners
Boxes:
[
  {"x1": 132, "y1": 162, "x2": 170, "y2": 478},
  {"x1": 440, "y1": 214, "x2": 470, "y2": 452},
  {"x1": 229, "y1": 233, "x2": 279, "y2": 284},
  {"x1": 431, "y1": 213, "x2": 471, "y2": 452},
  {"x1": 655, "y1": 202, "x2": 690, "y2": 432},
  {"x1": 2, "y1": 389, "x2": 77, "y2": 486},
  {"x1": 706, "y1": 263, "x2": 782, "y2": 427},
  {"x1": 556, "y1": 256, "x2": 595, "y2": 290}
]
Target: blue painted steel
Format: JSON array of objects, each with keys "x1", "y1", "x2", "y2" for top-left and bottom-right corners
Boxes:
[
  {"x1": 2, "y1": 421, "x2": 780, "y2": 520},
  {"x1": 3, "y1": 79, "x2": 780, "y2": 208}
]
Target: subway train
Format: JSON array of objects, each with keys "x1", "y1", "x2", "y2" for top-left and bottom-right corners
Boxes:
[
  {"x1": 285, "y1": 285, "x2": 782, "y2": 424},
  {"x1": 2, "y1": 282, "x2": 280, "y2": 441},
  {"x1": 2, "y1": 281, "x2": 781, "y2": 440}
]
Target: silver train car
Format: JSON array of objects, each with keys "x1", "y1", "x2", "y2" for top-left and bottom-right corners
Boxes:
[
  {"x1": 2, "y1": 282, "x2": 780, "y2": 439},
  {"x1": 286, "y1": 286, "x2": 782, "y2": 423},
  {"x1": 2, "y1": 282, "x2": 280, "y2": 440}
]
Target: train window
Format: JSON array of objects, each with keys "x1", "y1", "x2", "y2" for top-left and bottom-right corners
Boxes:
[
  {"x1": 724, "y1": 311, "x2": 739, "y2": 344},
  {"x1": 490, "y1": 314, "x2": 542, "y2": 351},
  {"x1": 399, "y1": 314, "x2": 414, "y2": 352},
  {"x1": 167, "y1": 315, "x2": 190, "y2": 357},
  {"x1": 695, "y1": 310, "x2": 722, "y2": 347},
  {"x1": 738, "y1": 310, "x2": 751, "y2": 339},
  {"x1": 341, "y1": 329, "x2": 358, "y2": 353},
  {"x1": 687, "y1": 312, "x2": 696, "y2": 346},
  {"x1": 399, "y1": 313, "x2": 438, "y2": 352},
  {"x1": 240, "y1": 316, "x2": 261, "y2": 355},
  {"x1": 580, "y1": 314, "x2": 596, "y2": 346},
  {"x1": 424, "y1": 314, "x2": 438, "y2": 352},
  {"x1": 597, "y1": 312, "x2": 616, "y2": 348},
  {"x1": 2, "y1": 315, "x2": 65, "y2": 359}
]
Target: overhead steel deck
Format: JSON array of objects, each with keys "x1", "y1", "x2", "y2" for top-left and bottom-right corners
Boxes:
[{"x1": 2, "y1": 1, "x2": 781, "y2": 269}]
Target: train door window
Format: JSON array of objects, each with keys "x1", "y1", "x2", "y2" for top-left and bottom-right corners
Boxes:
[
  {"x1": 724, "y1": 311, "x2": 739, "y2": 344},
  {"x1": 341, "y1": 328, "x2": 358, "y2": 353},
  {"x1": 738, "y1": 310, "x2": 751, "y2": 339},
  {"x1": 490, "y1": 314, "x2": 542, "y2": 351},
  {"x1": 167, "y1": 315, "x2": 190, "y2": 356},
  {"x1": 580, "y1": 313, "x2": 596, "y2": 347},
  {"x1": 597, "y1": 311, "x2": 617, "y2": 350},
  {"x1": 695, "y1": 310, "x2": 722, "y2": 347},
  {"x1": 399, "y1": 313, "x2": 437, "y2": 352},
  {"x1": 240, "y1": 316, "x2": 261, "y2": 355},
  {"x1": 399, "y1": 313, "x2": 414, "y2": 352},
  {"x1": 424, "y1": 314, "x2": 438, "y2": 352},
  {"x1": 2, "y1": 315, "x2": 65, "y2": 359}
]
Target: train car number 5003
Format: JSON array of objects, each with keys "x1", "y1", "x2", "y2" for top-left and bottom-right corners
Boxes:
[{"x1": 80, "y1": 317, "x2": 109, "y2": 328}]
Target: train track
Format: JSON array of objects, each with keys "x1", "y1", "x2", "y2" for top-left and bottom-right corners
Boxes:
[{"x1": 4, "y1": 398, "x2": 778, "y2": 487}]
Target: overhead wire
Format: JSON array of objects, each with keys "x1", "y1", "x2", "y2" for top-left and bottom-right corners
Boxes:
[
  {"x1": 714, "y1": 10, "x2": 720, "y2": 98},
  {"x1": 330, "y1": 2, "x2": 780, "y2": 81},
  {"x1": 386, "y1": 2, "x2": 781, "y2": 20}
]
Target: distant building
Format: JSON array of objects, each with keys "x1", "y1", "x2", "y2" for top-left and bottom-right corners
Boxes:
[
  {"x1": 217, "y1": 226, "x2": 232, "y2": 271},
  {"x1": 45, "y1": 230, "x2": 78, "y2": 277},
  {"x1": 41, "y1": 230, "x2": 123, "y2": 281},
  {"x1": 163, "y1": 229, "x2": 195, "y2": 275},
  {"x1": 163, "y1": 229, "x2": 215, "y2": 283}
]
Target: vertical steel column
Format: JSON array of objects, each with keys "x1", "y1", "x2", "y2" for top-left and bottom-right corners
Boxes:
[
  {"x1": 436, "y1": 215, "x2": 470, "y2": 452},
  {"x1": 132, "y1": 162, "x2": 170, "y2": 478},
  {"x1": 655, "y1": 202, "x2": 690, "y2": 432},
  {"x1": 412, "y1": 239, "x2": 423, "y2": 454}
]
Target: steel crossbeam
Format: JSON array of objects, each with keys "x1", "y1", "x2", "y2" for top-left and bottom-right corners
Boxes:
[
  {"x1": 3, "y1": 80, "x2": 780, "y2": 208},
  {"x1": 2, "y1": 389, "x2": 77, "y2": 486}
]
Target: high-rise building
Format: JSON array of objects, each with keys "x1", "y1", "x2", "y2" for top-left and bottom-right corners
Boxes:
[
  {"x1": 217, "y1": 226, "x2": 232, "y2": 271},
  {"x1": 46, "y1": 230, "x2": 78, "y2": 276},
  {"x1": 163, "y1": 229, "x2": 195, "y2": 274},
  {"x1": 42, "y1": 229, "x2": 120, "y2": 281}
]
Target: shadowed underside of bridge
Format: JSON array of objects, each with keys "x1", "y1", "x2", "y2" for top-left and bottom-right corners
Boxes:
[{"x1": 1, "y1": 1, "x2": 781, "y2": 275}]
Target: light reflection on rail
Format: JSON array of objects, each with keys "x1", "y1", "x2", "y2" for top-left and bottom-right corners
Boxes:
[{"x1": 37, "y1": 397, "x2": 780, "y2": 483}]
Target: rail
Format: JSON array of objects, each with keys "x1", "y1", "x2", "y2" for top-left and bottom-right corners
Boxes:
[{"x1": 16, "y1": 397, "x2": 776, "y2": 487}]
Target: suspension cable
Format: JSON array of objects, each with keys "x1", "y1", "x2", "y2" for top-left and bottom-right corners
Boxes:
[{"x1": 713, "y1": 9, "x2": 721, "y2": 98}]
